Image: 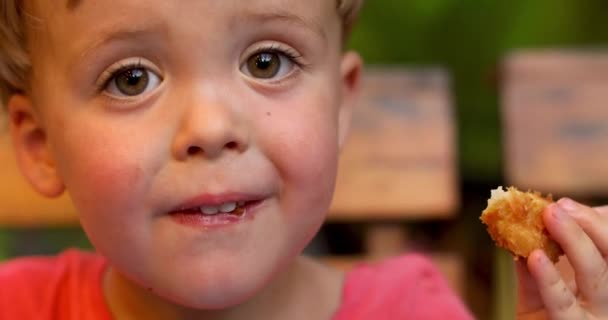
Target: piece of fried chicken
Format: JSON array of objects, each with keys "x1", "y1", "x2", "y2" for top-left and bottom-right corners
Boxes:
[{"x1": 480, "y1": 186, "x2": 563, "y2": 262}]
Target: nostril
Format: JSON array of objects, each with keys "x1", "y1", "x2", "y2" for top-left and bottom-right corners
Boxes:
[
  {"x1": 187, "y1": 146, "x2": 203, "y2": 156},
  {"x1": 226, "y1": 141, "x2": 238, "y2": 150},
  {"x1": 184, "y1": 141, "x2": 239, "y2": 157}
]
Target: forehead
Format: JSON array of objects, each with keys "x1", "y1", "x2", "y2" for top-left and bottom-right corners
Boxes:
[
  {"x1": 26, "y1": 0, "x2": 338, "y2": 31},
  {"x1": 25, "y1": 0, "x2": 340, "y2": 62}
]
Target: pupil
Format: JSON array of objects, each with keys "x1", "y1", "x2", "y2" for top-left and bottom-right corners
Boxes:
[
  {"x1": 126, "y1": 69, "x2": 143, "y2": 84},
  {"x1": 256, "y1": 53, "x2": 274, "y2": 70},
  {"x1": 248, "y1": 52, "x2": 280, "y2": 79},
  {"x1": 116, "y1": 68, "x2": 149, "y2": 96}
]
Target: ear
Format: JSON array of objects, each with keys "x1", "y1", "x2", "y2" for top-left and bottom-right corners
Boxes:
[
  {"x1": 337, "y1": 51, "x2": 362, "y2": 150},
  {"x1": 7, "y1": 94, "x2": 65, "y2": 197}
]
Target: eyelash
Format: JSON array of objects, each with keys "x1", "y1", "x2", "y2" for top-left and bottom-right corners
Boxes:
[
  {"x1": 249, "y1": 44, "x2": 308, "y2": 69},
  {"x1": 96, "y1": 60, "x2": 145, "y2": 93}
]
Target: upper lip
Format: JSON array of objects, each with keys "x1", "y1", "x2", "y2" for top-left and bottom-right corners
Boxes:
[{"x1": 171, "y1": 192, "x2": 266, "y2": 212}]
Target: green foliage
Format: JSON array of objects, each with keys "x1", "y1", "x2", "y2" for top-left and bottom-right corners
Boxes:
[
  {"x1": 0, "y1": 231, "x2": 9, "y2": 260},
  {"x1": 0, "y1": 228, "x2": 92, "y2": 258}
]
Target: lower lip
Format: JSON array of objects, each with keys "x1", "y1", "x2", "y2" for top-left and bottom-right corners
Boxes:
[{"x1": 168, "y1": 200, "x2": 264, "y2": 228}]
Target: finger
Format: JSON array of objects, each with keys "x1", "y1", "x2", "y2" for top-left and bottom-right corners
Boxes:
[
  {"x1": 555, "y1": 256, "x2": 578, "y2": 295},
  {"x1": 515, "y1": 259, "x2": 544, "y2": 313},
  {"x1": 545, "y1": 203, "x2": 607, "y2": 298},
  {"x1": 556, "y1": 199, "x2": 608, "y2": 310},
  {"x1": 559, "y1": 199, "x2": 608, "y2": 256},
  {"x1": 528, "y1": 250, "x2": 586, "y2": 320},
  {"x1": 592, "y1": 205, "x2": 608, "y2": 215}
]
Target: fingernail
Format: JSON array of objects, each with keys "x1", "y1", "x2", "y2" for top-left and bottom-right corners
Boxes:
[{"x1": 558, "y1": 198, "x2": 579, "y2": 211}]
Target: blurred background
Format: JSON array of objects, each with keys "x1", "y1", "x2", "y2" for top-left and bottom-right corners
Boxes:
[
  {"x1": 3, "y1": 1, "x2": 608, "y2": 319},
  {"x1": 334, "y1": 0, "x2": 608, "y2": 317}
]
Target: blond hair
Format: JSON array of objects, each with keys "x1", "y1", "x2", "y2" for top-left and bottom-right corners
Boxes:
[{"x1": 0, "y1": 0, "x2": 364, "y2": 109}]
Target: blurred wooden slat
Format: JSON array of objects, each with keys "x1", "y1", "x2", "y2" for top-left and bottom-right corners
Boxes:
[
  {"x1": 364, "y1": 224, "x2": 408, "y2": 259},
  {"x1": 322, "y1": 253, "x2": 465, "y2": 298},
  {"x1": 329, "y1": 68, "x2": 459, "y2": 221},
  {"x1": 0, "y1": 134, "x2": 78, "y2": 227},
  {"x1": 502, "y1": 50, "x2": 608, "y2": 196}
]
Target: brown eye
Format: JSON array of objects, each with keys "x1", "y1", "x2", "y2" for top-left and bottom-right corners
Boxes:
[
  {"x1": 104, "y1": 64, "x2": 162, "y2": 98},
  {"x1": 115, "y1": 68, "x2": 149, "y2": 96},
  {"x1": 241, "y1": 49, "x2": 297, "y2": 81},
  {"x1": 247, "y1": 52, "x2": 280, "y2": 79}
]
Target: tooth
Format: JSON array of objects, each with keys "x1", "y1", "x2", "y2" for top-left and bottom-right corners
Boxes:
[
  {"x1": 200, "y1": 206, "x2": 219, "y2": 215},
  {"x1": 220, "y1": 202, "x2": 237, "y2": 213}
]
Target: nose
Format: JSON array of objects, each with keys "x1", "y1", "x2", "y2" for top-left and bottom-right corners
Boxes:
[{"x1": 172, "y1": 89, "x2": 249, "y2": 161}]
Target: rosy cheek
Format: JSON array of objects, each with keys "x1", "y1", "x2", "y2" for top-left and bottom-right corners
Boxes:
[
  {"x1": 273, "y1": 121, "x2": 339, "y2": 205},
  {"x1": 53, "y1": 129, "x2": 147, "y2": 214},
  {"x1": 265, "y1": 93, "x2": 340, "y2": 204}
]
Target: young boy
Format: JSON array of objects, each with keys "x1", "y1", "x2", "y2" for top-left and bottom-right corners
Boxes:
[
  {"x1": 2, "y1": 0, "x2": 601, "y2": 319},
  {"x1": 0, "y1": 1, "x2": 473, "y2": 318}
]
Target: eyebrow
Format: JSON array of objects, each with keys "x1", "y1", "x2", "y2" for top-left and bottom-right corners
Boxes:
[
  {"x1": 73, "y1": 8, "x2": 326, "y2": 66},
  {"x1": 236, "y1": 10, "x2": 327, "y2": 42},
  {"x1": 76, "y1": 23, "x2": 167, "y2": 60}
]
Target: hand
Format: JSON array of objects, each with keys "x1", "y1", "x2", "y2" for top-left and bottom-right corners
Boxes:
[{"x1": 516, "y1": 199, "x2": 608, "y2": 320}]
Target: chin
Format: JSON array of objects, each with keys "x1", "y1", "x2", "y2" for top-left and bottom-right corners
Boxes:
[
  {"x1": 138, "y1": 250, "x2": 286, "y2": 311},
  {"x1": 162, "y1": 287, "x2": 257, "y2": 310}
]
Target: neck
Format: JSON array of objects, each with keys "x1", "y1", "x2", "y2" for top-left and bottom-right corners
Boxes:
[{"x1": 103, "y1": 256, "x2": 344, "y2": 320}]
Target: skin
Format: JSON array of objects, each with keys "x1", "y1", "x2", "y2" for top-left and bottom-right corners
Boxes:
[
  {"x1": 517, "y1": 199, "x2": 608, "y2": 320},
  {"x1": 8, "y1": 0, "x2": 361, "y2": 319}
]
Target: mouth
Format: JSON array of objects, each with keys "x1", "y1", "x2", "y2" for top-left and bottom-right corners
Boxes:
[
  {"x1": 169, "y1": 200, "x2": 261, "y2": 217},
  {"x1": 168, "y1": 195, "x2": 266, "y2": 227}
]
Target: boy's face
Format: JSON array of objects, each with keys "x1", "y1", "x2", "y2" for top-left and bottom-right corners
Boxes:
[{"x1": 13, "y1": 0, "x2": 360, "y2": 309}]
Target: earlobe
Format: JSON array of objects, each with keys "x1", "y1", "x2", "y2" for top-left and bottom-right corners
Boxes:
[
  {"x1": 337, "y1": 51, "x2": 362, "y2": 150},
  {"x1": 7, "y1": 94, "x2": 65, "y2": 198}
]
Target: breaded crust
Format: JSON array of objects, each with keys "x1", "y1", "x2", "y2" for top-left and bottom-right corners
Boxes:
[{"x1": 480, "y1": 186, "x2": 563, "y2": 262}]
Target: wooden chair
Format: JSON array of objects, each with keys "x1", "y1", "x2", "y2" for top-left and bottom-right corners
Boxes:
[
  {"x1": 503, "y1": 50, "x2": 608, "y2": 197},
  {"x1": 324, "y1": 67, "x2": 464, "y2": 296},
  {"x1": 496, "y1": 49, "x2": 608, "y2": 320}
]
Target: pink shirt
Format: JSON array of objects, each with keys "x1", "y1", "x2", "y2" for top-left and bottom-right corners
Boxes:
[
  {"x1": 0, "y1": 249, "x2": 472, "y2": 319},
  {"x1": 332, "y1": 254, "x2": 473, "y2": 319}
]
